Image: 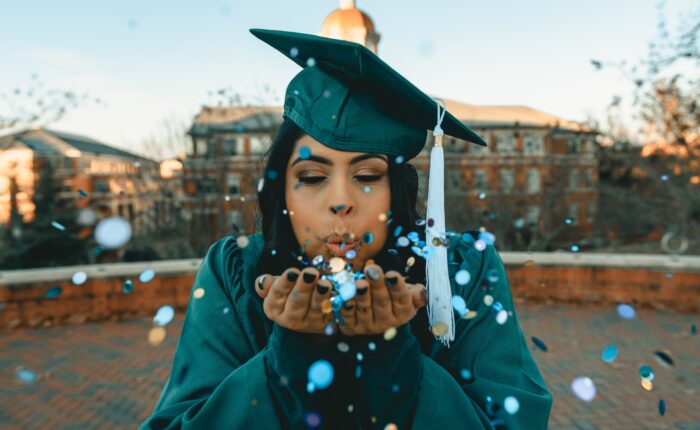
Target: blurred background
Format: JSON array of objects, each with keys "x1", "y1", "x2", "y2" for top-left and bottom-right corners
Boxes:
[{"x1": 0, "y1": 1, "x2": 698, "y2": 429}]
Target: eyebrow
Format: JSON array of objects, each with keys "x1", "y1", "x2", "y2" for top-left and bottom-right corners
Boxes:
[{"x1": 291, "y1": 153, "x2": 389, "y2": 167}]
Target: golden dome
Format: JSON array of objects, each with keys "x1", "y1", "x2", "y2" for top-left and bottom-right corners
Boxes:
[{"x1": 320, "y1": 0, "x2": 380, "y2": 54}]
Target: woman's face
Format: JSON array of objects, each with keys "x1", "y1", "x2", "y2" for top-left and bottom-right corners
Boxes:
[{"x1": 285, "y1": 134, "x2": 391, "y2": 271}]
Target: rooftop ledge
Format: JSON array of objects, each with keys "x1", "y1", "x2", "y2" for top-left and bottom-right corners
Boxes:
[{"x1": 1, "y1": 251, "x2": 699, "y2": 286}]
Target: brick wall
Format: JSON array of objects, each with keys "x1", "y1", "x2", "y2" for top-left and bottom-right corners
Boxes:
[{"x1": 1, "y1": 253, "x2": 698, "y2": 329}]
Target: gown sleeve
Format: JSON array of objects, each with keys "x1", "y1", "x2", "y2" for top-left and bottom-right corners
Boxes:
[
  {"x1": 139, "y1": 237, "x2": 283, "y2": 430},
  {"x1": 410, "y1": 231, "x2": 553, "y2": 429}
]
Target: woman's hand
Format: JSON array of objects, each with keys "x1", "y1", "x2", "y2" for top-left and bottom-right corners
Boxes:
[
  {"x1": 338, "y1": 264, "x2": 426, "y2": 336},
  {"x1": 255, "y1": 267, "x2": 333, "y2": 334}
]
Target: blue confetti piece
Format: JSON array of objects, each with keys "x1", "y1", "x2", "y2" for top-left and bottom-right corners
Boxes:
[
  {"x1": 531, "y1": 336, "x2": 548, "y2": 352},
  {"x1": 298, "y1": 146, "x2": 311, "y2": 159},
  {"x1": 658, "y1": 399, "x2": 666, "y2": 416},
  {"x1": 308, "y1": 360, "x2": 334, "y2": 389},
  {"x1": 45, "y1": 287, "x2": 62, "y2": 299},
  {"x1": 51, "y1": 221, "x2": 66, "y2": 231},
  {"x1": 123, "y1": 279, "x2": 134, "y2": 294},
  {"x1": 601, "y1": 345, "x2": 618, "y2": 363}
]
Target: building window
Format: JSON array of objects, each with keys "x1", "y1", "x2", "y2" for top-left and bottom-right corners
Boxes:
[
  {"x1": 95, "y1": 179, "x2": 109, "y2": 193},
  {"x1": 569, "y1": 169, "x2": 579, "y2": 190},
  {"x1": 568, "y1": 202, "x2": 579, "y2": 224},
  {"x1": 227, "y1": 174, "x2": 241, "y2": 195},
  {"x1": 586, "y1": 202, "x2": 597, "y2": 223},
  {"x1": 526, "y1": 206, "x2": 541, "y2": 226},
  {"x1": 222, "y1": 138, "x2": 238, "y2": 156},
  {"x1": 500, "y1": 169, "x2": 515, "y2": 193},
  {"x1": 567, "y1": 136, "x2": 580, "y2": 153},
  {"x1": 496, "y1": 133, "x2": 517, "y2": 154},
  {"x1": 196, "y1": 139, "x2": 208, "y2": 156},
  {"x1": 526, "y1": 168, "x2": 541, "y2": 194},
  {"x1": 474, "y1": 169, "x2": 488, "y2": 193},
  {"x1": 523, "y1": 134, "x2": 544, "y2": 154}
]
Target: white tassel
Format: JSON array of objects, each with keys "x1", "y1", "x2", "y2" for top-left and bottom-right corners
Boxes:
[{"x1": 426, "y1": 98, "x2": 454, "y2": 346}]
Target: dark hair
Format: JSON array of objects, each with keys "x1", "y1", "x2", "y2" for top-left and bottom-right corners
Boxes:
[{"x1": 256, "y1": 118, "x2": 426, "y2": 283}]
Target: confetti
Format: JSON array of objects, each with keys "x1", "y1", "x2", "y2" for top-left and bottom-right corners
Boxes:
[
  {"x1": 148, "y1": 327, "x2": 166, "y2": 346},
  {"x1": 76, "y1": 208, "x2": 98, "y2": 226},
  {"x1": 601, "y1": 345, "x2": 618, "y2": 363},
  {"x1": 139, "y1": 269, "x2": 156, "y2": 283},
  {"x1": 304, "y1": 412, "x2": 321, "y2": 429},
  {"x1": 329, "y1": 257, "x2": 345, "y2": 273},
  {"x1": 362, "y1": 232, "x2": 375, "y2": 244},
  {"x1": 455, "y1": 270, "x2": 471, "y2": 286},
  {"x1": 72, "y1": 271, "x2": 87, "y2": 285},
  {"x1": 45, "y1": 287, "x2": 62, "y2": 299},
  {"x1": 571, "y1": 376, "x2": 596, "y2": 402},
  {"x1": 397, "y1": 237, "x2": 409, "y2": 247},
  {"x1": 298, "y1": 146, "x2": 311, "y2": 159},
  {"x1": 337, "y1": 342, "x2": 349, "y2": 353},
  {"x1": 16, "y1": 367, "x2": 37, "y2": 384},
  {"x1": 51, "y1": 221, "x2": 66, "y2": 231},
  {"x1": 385, "y1": 424, "x2": 398, "y2": 430},
  {"x1": 452, "y1": 295, "x2": 467, "y2": 316},
  {"x1": 641, "y1": 378, "x2": 653, "y2": 391},
  {"x1": 307, "y1": 360, "x2": 334, "y2": 391},
  {"x1": 570, "y1": 244, "x2": 580, "y2": 252},
  {"x1": 564, "y1": 218, "x2": 574, "y2": 225},
  {"x1": 306, "y1": 57, "x2": 316, "y2": 67},
  {"x1": 484, "y1": 295, "x2": 494, "y2": 306},
  {"x1": 431, "y1": 322, "x2": 448, "y2": 336},
  {"x1": 658, "y1": 399, "x2": 666, "y2": 416},
  {"x1": 383, "y1": 327, "x2": 397, "y2": 341},
  {"x1": 654, "y1": 351, "x2": 674, "y2": 368},
  {"x1": 368, "y1": 342, "x2": 376, "y2": 351},
  {"x1": 236, "y1": 235, "x2": 249, "y2": 248},
  {"x1": 193, "y1": 288, "x2": 205, "y2": 299},
  {"x1": 478, "y1": 192, "x2": 486, "y2": 199},
  {"x1": 290, "y1": 47, "x2": 299, "y2": 57},
  {"x1": 486, "y1": 268, "x2": 499, "y2": 283},
  {"x1": 153, "y1": 305, "x2": 175, "y2": 326},
  {"x1": 345, "y1": 249, "x2": 357, "y2": 259},
  {"x1": 94, "y1": 217, "x2": 132, "y2": 249},
  {"x1": 363, "y1": 186, "x2": 371, "y2": 193},
  {"x1": 504, "y1": 396, "x2": 520, "y2": 414},
  {"x1": 639, "y1": 364, "x2": 654, "y2": 381},
  {"x1": 123, "y1": 280, "x2": 134, "y2": 294},
  {"x1": 496, "y1": 310, "x2": 508, "y2": 325},
  {"x1": 616, "y1": 304, "x2": 635, "y2": 319},
  {"x1": 266, "y1": 170, "x2": 278, "y2": 180},
  {"x1": 463, "y1": 310, "x2": 478, "y2": 320},
  {"x1": 532, "y1": 337, "x2": 548, "y2": 352}
]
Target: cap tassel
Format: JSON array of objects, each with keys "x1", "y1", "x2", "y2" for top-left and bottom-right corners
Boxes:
[{"x1": 426, "y1": 98, "x2": 455, "y2": 346}]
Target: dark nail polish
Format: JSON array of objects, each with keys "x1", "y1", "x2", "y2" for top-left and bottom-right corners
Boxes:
[
  {"x1": 357, "y1": 286, "x2": 368, "y2": 295},
  {"x1": 257, "y1": 275, "x2": 266, "y2": 290},
  {"x1": 343, "y1": 303, "x2": 354, "y2": 310},
  {"x1": 316, "y1": 284, "x2": 329, "y2": 294},
  {"x1": 287, "y1": 271, "x2": 299, "y2": 282},
  {"x1": 385, "y1": 276, "x2": 398, "y2": 287},
  {"x1": 303, "y1": 272, "x2": 317, "y2": 283}
]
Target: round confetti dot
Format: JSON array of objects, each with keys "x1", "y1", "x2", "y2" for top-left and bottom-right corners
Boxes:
[
  {"x1": 139, "y1": 269, "x2": 155, "y2": 283},
  {"x1": 484, "y1": 295, "x2": 494, "y2": 306},
  {"x1": 193, "y1": 288, "x2": 205, "y2": 299},
  {"x1": 378, "y1": 213, "x2": 388, "y2": 221},
  {"x1": 148, "y1": 326, "x2": 167, "y2": 346},
  {"x1": 76, "y1": 208, "x2": 98, "y2": 226},
  {"x1": 362, "y1": 232, "x2": 375, "y2": 244},
  {"x1": 383, "y1": 327, "x2": 398, "y2": 341},
  {"x1": 513, "y1": 218, "x2": 526, "y2": 229},
  {"x1": 564, "y1": 217, "x2": 574, "y2": 225},
  {"x1": 391, "y1": 384, "x2": 400, "y2": 393},
  {"x1": 486, "y1": 269, "x2": 499, "y2": 283},
  {"x1": 385, "y1": 424, "x2": 398, "y2": 430},
  {"x1": 123, "y1": 280, "x2": 134, "y2": 294},
  {"x1": 601, "y1": 345, "x2": 618, "y2": 363},
  {"x1": 397, "y1": 237, "x2": 409, "y2": 247},
  {"x1": 524, "y1": 259, "x2": 535, "y2": 267},
  {"x1": 298, "y1": 146, "x2": 311, "y2": 159},
  {"x1": 463, "y1": 310, "x2": 478, "y2": 319},
  {"x1": 289, "y1": 47, "x2": 299, "y2": 57},
  {"x1": 345, "y1": 249, "x2": 357, "y2": 259},
  {"x1": 16, "y1": 367, "x2": 37, "y2": 384},
  {"x1": 347, "y1": 404, "x2": 354, "y2": 413},
  {"x1": 356, "y1": 352, "x2": 363, "y2": 362},
  {"x1": 496, "y1": 309, "x2": 508, "y2": 325},
  {"x1": 616, "y1": 303, "x2": 636, "y2": 319},
  {"x1": 306, "y1": 57, "x2": 316, "y2": 67},
  {"x1": 329, "y1": 257, "x2": 345, "y2": 273},
  {"x1": 312, "y1": 255, "x2": 324, "y2": 267},
  {"x1": 460, "y1": 369, "x2": 473, "y2": 381},
  {"x1": 504, "y1": 396, "x2": 520, "y2": 414},
  {"x1": 72, "y1": 271, "x2": 87, "y2": 285},
  {"x1": 395, "y1": 155, "x2": 404, "y2": 164},
  {"x1": 431, "y1": 322, "x2": 448, "y2": 336},
  {"x1": 250, "y1": 398, "x2": 258, "y2": 407},
  {"x1": 570, "y1": 244, "x2": 580, "y2": 252},
  {"x1": 658, "y1": 399, "x2": 666, "y2": 416},
  {"x1": 324, "y1": 323, "x2": 336, "y2": 336},
  {"x1": 153, "y1": 305, "x2": 175, "y2": 326},
  {"x1": 337, "y1": 342, "x2": 350, "y2": 353},
  {"x1": 478, "y1": 192, "x2": 486, "y2": 200},
  {"x1": 368, "y1": 342, "x2": 376, "y2": 351},
  {"x1": 308, "y1": 360, "x2": 334, "y2": 390},
  {"x1": 455, "y1": 269, "x2": 471, "y2": 286},
  {"x1": 94, "y1": 217, "x2": 132, "y2": 249},
  {"x1": 571, "y1": 376, "x2": 596, "y2": 402},
  {"x1": 639, "y1": 365, "x2": 654, "y2": 381},
  {"x1": 415, "y1": 219, "x2": 426, "y2": 226},
  {"x1": 474, "y1": 240, "x2": 486, "y2": 251},
  {"x1": 266, "y1": 170, "x2": 278, "y2": 180},
  {"x1": 479, "y1": 231, "x2": 496, "y2": 245},
  {"x1": 45, "y1": 287, "x2": 62, "y2": 299},
  {"x1": 236, "y1": 235, "x2": 249, "y2": 248},
  {"x1": 363, "y1": 186, "x2": 371, "y2": 193},
  {"x1": 641, "y1": 378, "x2": 654, "y2": 391},
  {"x1": 452, "y1": 295, "x2": 467, "y2": 316},
  {"x1": 406, "y1": 256, "x2": 416, "y2": 267},
  {"x1": 339, "y1": 283, "x2": 356, "y2": 301},
  {"x1": 321, "y1": 299, "x2": 333, "y2": 314},
  {"x1": 304, "y1": 411, "x2": 321, "y2": 428}
]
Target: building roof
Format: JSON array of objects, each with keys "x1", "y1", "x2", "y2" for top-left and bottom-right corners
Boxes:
[
  {"x1": 321, "y1": 1, "x2": 376, "y2": 34},
  {"x1": 189, "y1": 106, "x2": 284, "y2": 136},
  {"x1": 0, "y1": 128, "x2": 152, "y2": 161}
]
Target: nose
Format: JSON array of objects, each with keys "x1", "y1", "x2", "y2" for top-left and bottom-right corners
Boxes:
[{"x1": 328, "y1": 177, "x2": 355, "y2": 217}]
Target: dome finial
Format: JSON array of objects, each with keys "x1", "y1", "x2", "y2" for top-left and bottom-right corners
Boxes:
[{"x1": 340, "y1": 0, "x2": 356, "y2": 10}]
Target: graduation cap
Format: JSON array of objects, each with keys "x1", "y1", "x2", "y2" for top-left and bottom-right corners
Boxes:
[{"x1": 251, "y1": 28, "x2": 487, "y2": 345}]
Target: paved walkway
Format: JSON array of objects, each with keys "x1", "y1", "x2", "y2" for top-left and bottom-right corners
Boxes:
[{"x1": 0, "y1": 304, "x2": 698, "y2": 429}]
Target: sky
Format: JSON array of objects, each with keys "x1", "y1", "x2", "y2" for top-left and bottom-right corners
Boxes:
[{"x1": 1, "y1": 0, "x2": 697, "y2": 158}]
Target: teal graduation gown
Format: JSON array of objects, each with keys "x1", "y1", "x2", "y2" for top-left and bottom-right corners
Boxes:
[{"x1": 140, "y1": 231, "x2": 552, "y2": 429}]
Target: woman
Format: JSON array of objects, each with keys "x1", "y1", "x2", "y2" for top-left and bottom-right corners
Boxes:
[{"x1": 140, "y1": 29, "x2": 552, "y2": 429}]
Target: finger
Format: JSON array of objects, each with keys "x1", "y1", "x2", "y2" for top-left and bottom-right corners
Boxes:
[
  {"x1": 354, "y1": 279, "x2": 372, "y2": 327},
  {"x1": 283, "y1": 268, "x2": 318, "y2": 316},
  {"x1": 255, "y1": 274, "x2": 275, "y2": 299},
  {"x1": 365, "y1": 264, "x2": 391, "y2": 325},
  {"x1": 339, "y1": 299, "x2": 356, "y2": 328},
  {"x1": 307, "y1": 278, "x2": 332, "y2": 320},
  {"x1": 384, "y1": 271, "x2": 412, "y2": 318},
  {"x1": 265, "y1": 269, "x2": 300, "y2": 316},
  {"x1": 409, "y1": 283, "x2": 427, "y2": 309}
]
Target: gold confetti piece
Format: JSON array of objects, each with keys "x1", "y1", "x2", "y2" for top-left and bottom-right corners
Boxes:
[
  {"x1": 322, "y1": 299, "x2": 333, "y2": 314},
  {"x1": 385, "y1": 424, "x2": 398, "y2": 430},
  {"x1": 524, "y1": 259, "x2": 535, "y2": 267},
  {"x1": 383, "y1": 327, "x2": 397, "y2": 341},
  {"x1": 148, "y1": 327, "x2": 166, "y2": 346},
  {"x1": 364, "y1": 259, "x2": 375, "y2": 268},
  {"x1": 236, "y1": 235, "x2": 249, "y2": 248},
  {"x1": 641, "y1": 378, "x2": 653, "y2": 391},
  {"x1": 371, "y1": 417, "x2": 377, "y2": 424},
  {"x1": 431, "y1": 322, "x2": 448, "y2": 336},
  {"x1": 193, "y1": 288, "x2": 205, "y2": 299},
  {"x1": 378, "y1": 213, "x2": 388, "y2": 222},
  {"x1": 251, "y1": 398, "x2": 258, "y2": 407},
  {"x1": 463, "y1": 310, "x2": 478, "y2": 320},
  {"x1": 329, "y1": 257, "x2": 346, "y2": 273},
  {"x1": 484, "y1": 295, "x2": 494, "y2": 306},
  {"x1": 406, "y1": 256, "x2": 416, "y2": 267}
]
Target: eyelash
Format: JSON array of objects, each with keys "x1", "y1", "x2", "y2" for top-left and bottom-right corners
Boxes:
[{"x1": 297, "y1": 175, "x2": 383, "y2": 185}]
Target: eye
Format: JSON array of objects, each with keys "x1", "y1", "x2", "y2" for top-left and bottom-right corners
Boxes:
[
  {"x1": 298, "y1": 176, "x2": 326, "y2": 185},
  {"x1": 355, "y1": 175, "x2": 383, "y2": 183}
]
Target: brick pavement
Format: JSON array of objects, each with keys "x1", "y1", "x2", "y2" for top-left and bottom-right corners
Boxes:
[{"x1": 0, "y1": 304, "x2": 698, "y2": 429}]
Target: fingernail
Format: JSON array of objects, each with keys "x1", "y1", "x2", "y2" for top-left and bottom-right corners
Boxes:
[
  {"x1": 257, "y1": 275, "x2": 267, "y2": 290},
  {"x1": 357, "y1": 286, "x2": 368, "y2": 295},
  {"x1": 385, "y1": 276, "x2": 398, "y2": 287},
  {"x1": 366, "y1": 266, "x2": 381, "y2": 281},
  {"x1": 343, "y1": 302, "x2": 354, "y2": 310},
  {"x1": 303, "y1": 272, "x2": 317, "y2": 283},
  {"x1": 287, "y1": 271, "x2": 299, "y2": 282},
  {"x1": 316, "y1": 284, "x2": 329, "y2": 294}
]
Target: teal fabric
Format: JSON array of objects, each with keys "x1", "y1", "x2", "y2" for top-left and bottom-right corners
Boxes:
[
  {"x1": 249, "y1": 28, "x2": 488, "y2": 161},
  {"x1": 140, "y1": 232, "x2": 552, "y2": 429}
]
